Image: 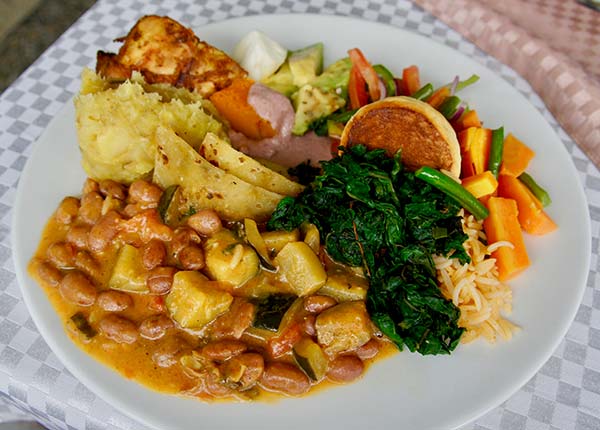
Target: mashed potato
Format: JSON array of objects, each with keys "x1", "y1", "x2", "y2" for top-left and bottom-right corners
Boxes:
[{"x1": 75, "y1": 69, "x2": 225, "y2": 184}]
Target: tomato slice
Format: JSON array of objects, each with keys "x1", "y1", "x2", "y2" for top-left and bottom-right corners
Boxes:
[
  {"x1": 348, "y1": 65, "x2": 368, "y2": 110},
  {"x1": 402, "y1": 65, "x2": 421, "y2": 96},
  {"x1": 348, "y1": 48, "x2": 381, "y2": 102}
]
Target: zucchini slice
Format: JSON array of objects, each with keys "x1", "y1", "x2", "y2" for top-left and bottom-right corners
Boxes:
[
  {"x1": 293, "y1": 337, "x2": 328, "y2": 381},
  {"x1": 252, "y1": 294, "x2": 297, "y2": 332}
]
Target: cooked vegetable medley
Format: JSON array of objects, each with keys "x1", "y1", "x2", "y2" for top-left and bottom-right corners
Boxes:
[{"x1": 28, "y1": 15, "x2": 557, "y2": 402}]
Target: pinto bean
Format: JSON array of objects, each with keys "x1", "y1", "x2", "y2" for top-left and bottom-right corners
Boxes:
[
  {"x1": 74, "y1": 250, "x2": 101, "y2": 280},
  {"x1": 303, "y1": 295, "x2": 337, "y2": 314},
  {"x1": 210, "y1": 298, "x2": 255, "y2": 339},
  {"x1": 326, "y1": 355, "x2": 365, "y2": 383},
  {"x1": 141, "y1": 239, "x2": 166, "y2": 270},
  {"x1": 139, "y1": 314, "x2": 174, "y2": 340},
  {"x1": 78, "y1": 191, "x2": 104, "y2": 224},
  {"x1": 178, "y1": 245, "x2": 205, "y2": 270},
  {"x1": 146, "y1": 266, "x2": 177, "y2": 295},
  {"x1": 355, "y1": 339, "x2": 381, "y2": 360},
  {"x1": 37, "y1": 261, "x2": 62, "y2": 287},
  {"x1": 221, "y1": 352, "x2": 264, "y2": 389},
  {"x1": 123, "y1": 203, "x2": 144, "y2": 218},
  {"x1": 88, "y1": 210, "x2": 122, "y2": 252},
  {"x1": 259, "y1": 362, "x2": 311, "y2": 395},
  {"x1": 202, "y1": 340, "x2": 247, "y2": 362},
  {"x1": 97, "y1": 290, "x2": 133, "y2": 312},
  {"x1": 46, "y1": 242, "x2": 76, "y2": 269},
  {"x1": 82, "y1": 178, "x2": 99, "y2": 194},
  {"x1": 66, "y1": 224, "x2": 90, "y2": 249},
  {"x1": 121, "y1": 209, "x2": 173, "y2": 244},
  {"x1": 301, "y1": 314, "x2": 316, "y2": 337},
  {"x1": 59, "y1": 271, "x2": 97, "y2": 306},
  {"x1": 128, "y1": 180, "x2": 162, "y2": 204},
  {"x1": 187, "y1": 210, "x2": 222, "y2": 236},
  {"x1": 152, "y1": 336, "x2": 186, "y2": 368},
  {"x1": 55, "y1": 197, "x2": 80, "y2": 224},
  {"x1": 98, "y1": 314, "x2": 138, "y2": 344},
  {"x1": 99, "y1": 179, "x2": 126, "y2": 200},
  {"x1": 170, "y1": 227, "x2": 201, "y2": 257}
]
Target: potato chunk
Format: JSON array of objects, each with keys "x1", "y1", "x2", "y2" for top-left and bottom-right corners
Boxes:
[
  {"x1": 203, "y1": 230, "x2": 260, "y2": 288},
  {"x1": 274, "y1": 242, "x2": 327, "y2": 296},
  {"x1": 315, "y1": 301, "x2": 372, "y2": 355},
  {"x1": 108, "y1": 244, "x2": 149, "y2": 293},
  {"x1": 166, "y1": 271, "x2": 233, "y2": 329}
]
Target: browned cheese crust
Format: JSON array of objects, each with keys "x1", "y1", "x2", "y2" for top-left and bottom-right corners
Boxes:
[
  {"x1": 346, "y1": 106, "x2": 454, "y2": 173},
  {"x1": 95, "y1": 15, "x2": 247, "y2": 97}
]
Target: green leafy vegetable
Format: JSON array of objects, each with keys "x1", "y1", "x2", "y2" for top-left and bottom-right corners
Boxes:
[
  {"x1": 268, "y1": 145, "x2": 468, "y2": 355},
  {"x1": 287, "y1": 161, "x2": 321, "y2": 186}
]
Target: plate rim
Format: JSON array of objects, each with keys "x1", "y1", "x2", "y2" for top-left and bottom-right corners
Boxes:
[{"x1": 11, "y1": 12, "x2": 592, "y2": 430}]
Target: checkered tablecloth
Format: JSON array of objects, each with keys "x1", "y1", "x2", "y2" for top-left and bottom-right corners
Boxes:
[{"x1": 0, "y1": 1, "x2": 598, "y2": 429}]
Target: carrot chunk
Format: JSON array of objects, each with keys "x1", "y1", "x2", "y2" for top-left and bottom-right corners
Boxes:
[
  {"x1": 427, "y1": 86, "x2": 450, "y2": 109},
  {"x1": 453, "y1": 109, "x2": 482, "y2": 131},
  {"x1": 497, "y1": 175, "x2": 557, "y2": 235},
  {"x1": 459, "y1": 127, "x2": 492, "y2": 178},
  {"x1": 499, "y1": 133, "x2": 535, "y2": 177},
  {"x1": 210, "y1": 78, "x2": 276, "y2": 140},
  {"x1": 483, "y1": 197, "x2": 530, "y2": 281},
  {"x1": 461, "y1": 171, "x2": 498, "y2": 199}
]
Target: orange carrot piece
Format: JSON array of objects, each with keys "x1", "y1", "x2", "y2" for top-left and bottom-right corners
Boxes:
[
  {"x1": 497, "y1": 175, "x2": 557, "y2": 235},
  {"x1": 461, "y1": 171, "x2": 498, "y2": 199},
  {"x1": 453, "y1": 110, "x2": 482, "y2": 131},
  {"x1": 402, "y1": 65, "x2": 421, "y2": 96},
  {"x1": 459, "y1": 127, "x2": 492, "y2": 178},
  {"x1": 210, "y1": 78, "x2": 276, "y2": 140},
  {"x1": 427, "y1": 86, "x2": 450, "y2": 109},
  {"x1": 499, "y1": 133, "x2": 536, "y2": 177},
  {"x1": 483, "y1": 197, "x2": 531, "y2": 281}
]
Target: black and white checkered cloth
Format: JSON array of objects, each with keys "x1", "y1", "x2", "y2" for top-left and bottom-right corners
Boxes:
[{"x1": 0, "y1": 1, "x2": 598, "y2": 429}]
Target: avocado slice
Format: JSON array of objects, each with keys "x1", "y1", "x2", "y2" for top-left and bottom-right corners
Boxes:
[
  {"x1": 310, "y1": 57, "x2": 352, "y2": 95},
  {"x1": 291, "y1": 84, "x2": 346, "y2": 136},
  {"x1": 288, "y1": 43, "x2": 324, "y2": 87},
  {"x1": 261, "y1": 61, "x2": 298, "y2": 97}
]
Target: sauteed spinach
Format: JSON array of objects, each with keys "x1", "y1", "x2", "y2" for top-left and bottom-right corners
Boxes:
[{"x1": 268, "y1": 145, "x2": 468, "y2": 355}]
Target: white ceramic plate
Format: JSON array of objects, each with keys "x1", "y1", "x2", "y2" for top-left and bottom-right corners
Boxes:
[{"x1": 13, "y1": 14, "x2": 591, "y2": 430}]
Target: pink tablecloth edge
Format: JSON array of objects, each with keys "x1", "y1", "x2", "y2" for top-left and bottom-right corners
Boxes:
[{"x1": 415, "y1": 0, "x2": 600, "y2": 170}]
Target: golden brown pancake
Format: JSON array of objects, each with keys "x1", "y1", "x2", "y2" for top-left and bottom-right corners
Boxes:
[{"x1": 340, "y1": 96, "x2": 461, "y2": 178}]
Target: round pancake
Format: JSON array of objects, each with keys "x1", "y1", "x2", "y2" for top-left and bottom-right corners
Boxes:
[{"x1": 340, "y1": 96, "x2": 461, "y2": 178}]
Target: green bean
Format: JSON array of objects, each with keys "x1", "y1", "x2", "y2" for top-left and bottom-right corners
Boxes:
[
  {"x1": 488, "y1": 127, "x2": 504, "y2": 178},
  {"x1": 518, "y1": 172, "x2": 552, "y2": 207},
  {"x1": 415, "y1": 166, "x2": 489, "y2": 220},
  {"x1": 412, "y1": 83, "x2": 434, "y2": 101}
]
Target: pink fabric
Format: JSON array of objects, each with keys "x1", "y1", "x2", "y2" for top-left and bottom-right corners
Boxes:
[{"x1": 415, "y1": 0, "x2": 600, "y2": 169}]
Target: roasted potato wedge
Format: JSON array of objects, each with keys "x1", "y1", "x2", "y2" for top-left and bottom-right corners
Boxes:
[
  {"x1": 199, "y1": 133, "x2": 304, "y2": 197},
  {"x1": 153, "y1": 126, "x2": 284, "y2": 222}
]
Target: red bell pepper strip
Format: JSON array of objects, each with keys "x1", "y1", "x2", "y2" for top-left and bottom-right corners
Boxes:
[
  {"x1": 348, "y1": 48, "x2": 381, "y2": 102},
  {"x1": 348, "y1": 64, "x2": 369, "y2": 109}
]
